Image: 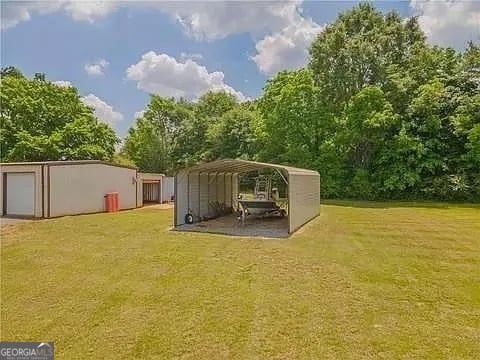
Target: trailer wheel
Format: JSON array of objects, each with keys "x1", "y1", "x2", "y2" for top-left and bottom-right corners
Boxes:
[{"x1": 185, "y1": 213, "x2": 194, "y2": 224}]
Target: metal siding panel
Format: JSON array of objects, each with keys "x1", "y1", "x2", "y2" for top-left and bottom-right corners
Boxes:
[
  {"x1": 289, "y1": 173, "x2": 320, "y2": 233},
  {"x1": 137, "y1": 180, "x2": 143, "y2": 207},
  {"x1": 49, "y1": 164, "x2": 137, "y2": 217},
  {"x1": 231, "y1": 174, "x2": 239, "y2": 211},
  {"x1": 143, "y1": 182, "x2": 160, "y2": 202},
  {"x1": 224, "y1": 174, "x2": 232, "y2": 207},
  {"x1": 199, "y1": 173, "x2": 209, "y2": 217},
  {"x1": 208, "y1": 174, "x2": 217, "y2": 203},
  {"x1": 216, "y1": 173, "x2": 225, "y2": 204},
  {"x1": 175, "y1": 170, "x2": 188, "y2": 226}
]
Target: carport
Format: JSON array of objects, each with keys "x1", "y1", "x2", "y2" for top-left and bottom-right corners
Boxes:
[{"x1": 174, "y1": 159, "x2": 320, "y2": 236}]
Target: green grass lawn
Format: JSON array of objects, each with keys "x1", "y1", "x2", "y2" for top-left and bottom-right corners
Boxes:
[{"x1": 1, "y1": 203, "x2": 479, "y2": 359}]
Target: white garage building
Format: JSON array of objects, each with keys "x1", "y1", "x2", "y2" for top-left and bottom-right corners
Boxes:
[
  {"x1": 174, "y1": 159, "x2": 320, "y2": 235},
  {"x1": 1, "y1": 160, "x2": 141, "y2": 218}
]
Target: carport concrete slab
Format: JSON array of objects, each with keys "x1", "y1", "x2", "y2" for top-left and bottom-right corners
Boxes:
[{"x1": 176, "y1": 214, "x2": 289, "y2": 238}]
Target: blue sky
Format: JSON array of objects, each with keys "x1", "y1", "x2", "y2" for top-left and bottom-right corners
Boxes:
[{"x1": 1, "y1": 1, "x2": 478, "y2": 138}]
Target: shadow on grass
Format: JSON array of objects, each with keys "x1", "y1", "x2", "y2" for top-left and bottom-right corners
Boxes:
[{"x1": 322, "y1": 199, "x2": 480, "y2": 209}]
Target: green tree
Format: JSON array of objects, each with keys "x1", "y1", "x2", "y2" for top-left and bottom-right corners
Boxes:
[
  {"x1": 206, "y1": 107, "x2": 258, "y2": 160},
  {"x1": 309, "y1": 3, "x2": 425, "y2": 111},
  {"x1": 257, "y1": 69, "x2": 333, "y2": 166},
  {"x1": 195, "y1": 91, "x2": 237, "y2": 118},
  {"x1": 123, "y1": 95, "x2": 193, "y2": 173},
  {"x1": 342, "y1": 86, "x2": 399, "y2": 197},
  {"x1": 123, "y1": 117, "x2": 165, "y2": 173},
  {"x1": 185, "y1": 91, "x2": 239, "y2": 163},
  {"x1": 0, "y1": 68, "x2": 117, "y2": 162}
]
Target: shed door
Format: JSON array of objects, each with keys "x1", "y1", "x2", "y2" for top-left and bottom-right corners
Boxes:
[{"x1": 6, "y1": 173, "x2": 35, "y2": 216}]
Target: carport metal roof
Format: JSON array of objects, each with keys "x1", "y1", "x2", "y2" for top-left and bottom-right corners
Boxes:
[{"x1": 177, "y1": 159, "x2": 318, "y2": 176}]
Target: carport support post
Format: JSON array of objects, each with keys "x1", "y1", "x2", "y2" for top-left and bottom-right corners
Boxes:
[
  {"x1": 224, "y1": 173, "x2": 226, "y2": 207},
  {"x1": 160, "y1": 178, "x2": 162, "y2": 203},
  {"x1": 231, "y1": 173, "x2": 234, "y2": 212},
  {"x1": 174, "y1": 175, "x2": 177, "y2": 226},
  {"x1": 287, "y1": 172, "x2": 290, "y2": 233},
  {"x1": 215, "y1": 172, "x2": 218, "y2": 203},
  {"x1": 187, "y1": 172, "x2": 190, "y2": 214},
  {"x1": 2, "y1": 173, "x2": 6, "y2": 216}
]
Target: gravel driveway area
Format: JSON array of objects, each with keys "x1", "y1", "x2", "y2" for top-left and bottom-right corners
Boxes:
[{"x1": 0, "y1": 217, "x2": 30, "y2": 227}]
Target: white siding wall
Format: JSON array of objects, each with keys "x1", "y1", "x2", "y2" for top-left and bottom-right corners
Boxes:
[
  {"x1": 49, "y1": 164, "x2": 137, "y2": 217},
  {"x1": 288, "y1": 173, "x2": 320, "y2": 233}
]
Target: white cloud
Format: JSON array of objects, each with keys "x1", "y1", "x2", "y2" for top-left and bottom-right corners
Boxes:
[
  {"x1": 134, "y1": 110, "x2": 145, "y2": 119},
  {"x1": 1, "y1": 1, "x2": 300, "y2": 36},
  {"x1": 1, "y1": 1, "x2": 63, "y2": 29},
  {"x1": 1, "y1": 1, "x2": 117, "y2": 29},
  {"x1": 252, "y1": 17, "x2": 322, "y2": 75},
  {"x1": 63, "y1": 1, "x2": 118, "y2": 22},
  {"x1": 52, "y1": 80, "x2": 72, "y2": 87},
  {"x1": 157, "y1": 1, "x2": 302, "y2": 41},
  {"x1": 81, "y1": 94, "x2": 123, "y2": 127},
  {"x1": 5, "y1": 1, "x2": 477, "y2": 55},
  {"x1": 84, "y1": 59, "x2": 109, "y2": 76},
  {"x1": 410, "y1": 0, "x2": 480, "y2": 50},
  {"x1": 126, "y1": 51, "x2": 247, "y2": 101}
]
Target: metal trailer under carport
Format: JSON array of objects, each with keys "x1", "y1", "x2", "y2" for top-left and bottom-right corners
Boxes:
[{"x1": 174, "y1": 159, "x2": 320, "y2": 234}]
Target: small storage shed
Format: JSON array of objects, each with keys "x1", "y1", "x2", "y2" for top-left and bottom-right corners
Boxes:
[
  {"x1": 174, "y1": 159, "x2": 320, "y2": 234},
  {"x1": 1, "y1": 160, "x2": 138, "y2": 218},
  {"x1": 137, "y1": 172, "x2": 164, "y2": 204}
]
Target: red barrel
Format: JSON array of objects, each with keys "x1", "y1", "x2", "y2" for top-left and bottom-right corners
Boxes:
[
  {"x1": 105, "y1": 192, "x2": 119, "y2": 212},
  {"x1": 112, "y1": 192, "x2": 119, "y2": 212}
]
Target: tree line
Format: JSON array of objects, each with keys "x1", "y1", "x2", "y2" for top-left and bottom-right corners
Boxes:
[{"x1": 1, "y1": 3, "x2": 479, "y2": 200}]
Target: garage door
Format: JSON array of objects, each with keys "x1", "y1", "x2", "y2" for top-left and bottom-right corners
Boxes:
[{"x1": 6, "y1": 173, "x2": 35, "y2": 216}]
